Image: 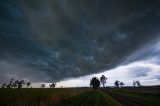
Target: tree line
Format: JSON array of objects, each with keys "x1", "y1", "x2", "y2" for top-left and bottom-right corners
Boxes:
[
  {"x1": 1, "y1": 79, "x2": 56, "y2": 89},
  {"x1": 90, "y1": 75, "x2": 142, "y2": 89}
]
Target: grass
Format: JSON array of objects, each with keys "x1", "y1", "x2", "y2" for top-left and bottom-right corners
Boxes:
[
  {"x1": 102, "y1": 87, "x2": 160, "y2": 106},
  {"x1": 0, "y1": 88, "x2": 90, "y2": 106},
  {"x1": 0, "y1": 87, "x2": 159, "y2": 106},
  {"x1": 60, "y1": 90, "x2": 121, "y2": 106}
]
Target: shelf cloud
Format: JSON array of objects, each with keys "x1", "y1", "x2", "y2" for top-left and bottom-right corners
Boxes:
[{"x1": 0, "y1": 0, "x2": 160, "y2": 83}]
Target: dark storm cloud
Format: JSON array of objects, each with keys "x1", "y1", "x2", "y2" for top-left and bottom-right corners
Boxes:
[
  {"x1": 0, "y1": 60, "x2": 50, "y2": 83},
  {"x1": 0, "y1": 0, "x2": 160, "y2": 82},
  {"x1": 121, "y1": 41, "x2": 160, "y2": 65}
]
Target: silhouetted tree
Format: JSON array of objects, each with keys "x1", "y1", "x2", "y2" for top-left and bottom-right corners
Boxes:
[
  {"x1": 119, "y1": 82, "x2": 125, "y2": 88},
  {"x1": 114, "y1": 80, "x2": 120, "y2": 88},
  {"x1": 136, "y1": 80, "x2": 142, "y2": 87},
  {"x1": 41, "y1": 84, "x2": 45, "y2": 88},
  {"x1": 10, "y1": 79, "x2": 14, "y2": 84},
  {"x1": 100, "y1": 75, "x2": 107, "y2": 88},
  {"x1": 133, "y1": 80, "x2": 142, "y2": 87},
  {"x1": 6, "y1": 83, "x2": 12, "y2": 89},
  {"x1": 26, "y1": 82, "x2": 31, "y2": 88},
  {"x1": 13, "y1": 80, "x2": 25, "y2": 89},
  {"x1": 90, "y1": 77, "x2": 100, "y2": 89},
  {"x1": 2, "y1": 83, "x2": 6, "y2": 88},
  {"x1": 2, "y1": 79, "x2": 30, "y2": 89},
  {"x1": 6, "y1": 79, "x2": 14, "y2": 88},
  {"x1": 12, "y1": 81, "x2": 18, "y2": 88},
  {"x1": 133, "y1": 80, "x2": 136, "y2": 87},
  {"x1": 19, "y1": 80, "x2": 25, "y2": 89},
  {"x1": 49, "y1": 83, "x2": 56, "y2": 88}
]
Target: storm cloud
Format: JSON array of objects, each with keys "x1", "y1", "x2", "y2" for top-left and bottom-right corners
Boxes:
[{"x1": 0, "y1": 0, "x2": 160, "y2": 83}]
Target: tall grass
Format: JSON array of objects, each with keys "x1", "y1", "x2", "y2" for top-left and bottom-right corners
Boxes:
[{"x1": 0, "y1": 88, "x2": 90, "y2": 106}]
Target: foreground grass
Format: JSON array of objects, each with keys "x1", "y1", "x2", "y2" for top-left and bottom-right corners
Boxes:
[
  {"x1": 1, "y1": 87, "x2": 159, "y2": 106},
  {"x1": 0, "y1": 88, "x2": 90, "y2": 106},
  {"x1": 102, "y1": 87, "x2": 160, "y2": 106},
  {"x1": 60, "y1": 90, "x2": 121, "y2": 106}
]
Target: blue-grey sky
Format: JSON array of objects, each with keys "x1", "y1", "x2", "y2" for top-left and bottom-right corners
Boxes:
[{"x1": 0, "y1": 0, "x2": 160, "y2": 86}]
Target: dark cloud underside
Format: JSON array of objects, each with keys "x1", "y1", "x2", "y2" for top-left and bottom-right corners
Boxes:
[{"x1": 0, "y1": 0, "x2": 160, "y2": 82}]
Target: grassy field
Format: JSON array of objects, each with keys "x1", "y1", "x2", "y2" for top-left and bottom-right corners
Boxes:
[
  {"x1": 101, "y1": 87, "x2": 160, "y2": 106},
  {"x1": 59, "y1": 90, "x2": 121, "y2": 106},
  {"x1": 0, "y1": 87, "x2": 159, "y2": 106},
  {"x1": 0, "y1": 88, "x2": 90, "y2": 106}
]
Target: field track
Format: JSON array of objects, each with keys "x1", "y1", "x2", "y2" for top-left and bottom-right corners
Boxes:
[
  {"x1": 101, "y1": 87, "x2": 160, "y2": 106},
  {"x1": 60, "y1": 90, "x2": 121, "y2": 106},
  {"x1": 102, "y1": 89, "x2": 148, "y2": 106},
  {"x1": 0, "y1": 87, "x2": 160, "y2": 106}
]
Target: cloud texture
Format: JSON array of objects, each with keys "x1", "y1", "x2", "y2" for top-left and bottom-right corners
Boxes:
[{"x1": 0, "y1": 0, "x2": 160, "y2": 83}]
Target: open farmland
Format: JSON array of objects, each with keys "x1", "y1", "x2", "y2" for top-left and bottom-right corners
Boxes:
[
  {"x1": 0, "y1": 87, "x2": 160, "y2": 106},
  {"x1": 0, "y1": 88, "x2": 90, "y2": 106}
]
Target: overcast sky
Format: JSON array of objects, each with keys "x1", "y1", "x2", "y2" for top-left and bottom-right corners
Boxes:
[
  {"x1": 0, "y1": 0, "x2": 160, "y2": 87},
  {"x1": 57, "y1": 41, "x2": 160, "y2": 87}
]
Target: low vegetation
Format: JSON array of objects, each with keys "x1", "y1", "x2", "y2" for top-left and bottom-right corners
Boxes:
[
  {"x1": 0, "y1": 88, "x2": 90, "y2": 106},
  {"x1": 0, "y1": 87, "x2": 159, "y2": 106},
  {"x1": 60, "y1": 90, "x2": 121, "y2": 106},
  {"x1": 101, "y1": 87, "x2": 160, "y2": 106}
]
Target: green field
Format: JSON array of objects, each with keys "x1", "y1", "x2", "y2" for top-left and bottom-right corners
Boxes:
[{"x1": 0, "y1": 87, "x2": 159, "y2": 106}]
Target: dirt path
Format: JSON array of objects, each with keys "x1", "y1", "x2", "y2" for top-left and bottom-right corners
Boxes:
[
  {"x1": 105, "y1": 91, "x2": 142, "y2": 106},
  {"x1": 59, "y1": 90, "x2": 121, "y2": 106},
  {"x1": 101, "y1": 89, "x2": 153, "y2": 106}
]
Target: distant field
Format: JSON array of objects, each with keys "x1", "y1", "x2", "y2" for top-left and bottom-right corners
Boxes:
[{"x1": 0, "y1": 87, "x2": 159, "y2": 106}]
